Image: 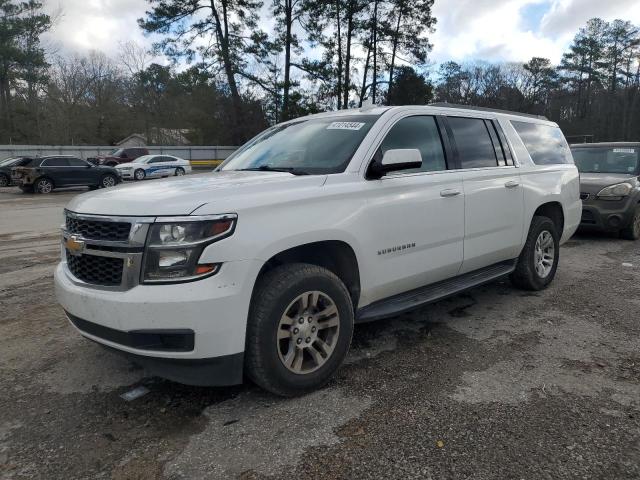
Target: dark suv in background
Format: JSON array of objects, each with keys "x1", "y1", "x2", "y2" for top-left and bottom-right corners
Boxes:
[
  {"x1": 571, "y1": 142, "x2": 640, "y2": 240},
  {"x1": 11, "y1": 156, "x2": 120, "y2": 194},
  {"x1": 88, "y1": 147, "x2": 149, "y2": 167}
]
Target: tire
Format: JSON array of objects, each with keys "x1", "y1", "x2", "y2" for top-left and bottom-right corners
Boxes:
[
  {"x1": 134, "y1": 169, "x2": 146, "y2": 181},
  {"x1": 620, "y1": 207, "x2": 640, "y2": 240},
  {"x1": 175, "y1": 167, "x2": 185, "y2": 176},
  {"x1": 0, "y1": 174, "x2": 9, "y2": 187},
  {"x1": 100, "y1": 174, "x2": 118, "y2": 188},
  {"x1": 510, "y1": 216, "x2": 559, "y2": 291},
  {"x1": 245, "y1": 263, "x2": 354, "y2": 397},
  {"x1": 34, "y1": 177, "x2": 54, "y2": 194}
]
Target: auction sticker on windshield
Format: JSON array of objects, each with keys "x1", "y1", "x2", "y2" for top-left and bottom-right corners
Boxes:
[
  {"x1": 613, "y1": 148, "x2": 636, "y2": 153},
  {"x1": 327, "y1": 122, "x2": 366, "y2": 130}
]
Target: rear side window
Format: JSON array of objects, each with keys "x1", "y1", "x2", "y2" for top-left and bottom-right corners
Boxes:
[
  {"x1": 448, "y1": 117, "x2": 499, "y2": 169},
  {"x1": 42, "y1": 158, "x2": 70, "y2": 167},
  {"x1": 511, "y1": 121, "x2": 573, "y2": 165},
  {"x1": 67, "y1": 158, "x2": 87, "y2": 167},
  {"x1": 378, "y1": 116, "x2": 447, "y2": 173}
]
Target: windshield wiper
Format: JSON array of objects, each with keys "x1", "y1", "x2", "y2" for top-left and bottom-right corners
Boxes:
[{"x1": 236, "y1": 165, "x2": 310, "y2": 175}]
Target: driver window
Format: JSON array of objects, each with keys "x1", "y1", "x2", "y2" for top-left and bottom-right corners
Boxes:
[{"x1": 377, "y1": 116, "x2": 448, "y2": 174}]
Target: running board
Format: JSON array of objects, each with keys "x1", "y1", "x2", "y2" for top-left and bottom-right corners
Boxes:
[{"x1": 356, "y1": 260, "x2": 516, "y2": 323}]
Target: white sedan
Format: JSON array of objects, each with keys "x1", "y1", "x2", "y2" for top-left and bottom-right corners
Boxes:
[{"x1": 116, "y1": 155, "x2": 192, "y2": 181}]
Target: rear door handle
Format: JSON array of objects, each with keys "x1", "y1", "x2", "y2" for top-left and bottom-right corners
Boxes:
[
  {"x1": 440, "y1": 189, "x2": 461, "y2": 197},
  {"x1": 505, "y1": 180, "x2": 520, "y2": 188}
]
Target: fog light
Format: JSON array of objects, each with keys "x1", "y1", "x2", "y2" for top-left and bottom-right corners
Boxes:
[{"x1": 158, "y1": 250, "x2": 188, "y2": 267}]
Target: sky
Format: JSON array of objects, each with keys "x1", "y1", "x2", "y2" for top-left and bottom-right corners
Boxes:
[{"x1": 42, "y1": 0, "x2": 640, "y2": 66}]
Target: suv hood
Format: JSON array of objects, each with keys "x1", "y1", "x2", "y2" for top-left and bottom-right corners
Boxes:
[
  {"x1": 580, "y1": 172, "x2": 638, "y2": 194},
  {"x1": 66, "y1": 171, "x2": 326, "y2": 216}
]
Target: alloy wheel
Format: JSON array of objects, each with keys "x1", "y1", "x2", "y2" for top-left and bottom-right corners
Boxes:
[
  {"x1": 277, "y1": 291, "x2": 340, "y2": 374},
  {"x1": 37, "y1": 180, "x2": 52, "y2": 194},
  {"x1": 102, "y1": 175, "x2": 116, "y2": 188},
  {"x1": 534, "y1": 230, "x2": 555, "y2": 278}
]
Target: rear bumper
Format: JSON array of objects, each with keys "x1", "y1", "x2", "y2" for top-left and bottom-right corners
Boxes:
[{"x1": 579, "y1": 197, "x2": 637, "y2": 232}]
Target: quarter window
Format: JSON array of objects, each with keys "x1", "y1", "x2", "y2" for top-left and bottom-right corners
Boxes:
[
  {"x1": 378, "y1": 116, "x2": 447, "y2": 174},
  {"x1": 448, "y1": 117, "x2": 499, "y2": 169},
  {"x1": 511, "y1": 121, "x2": 573, "y2": 165}
]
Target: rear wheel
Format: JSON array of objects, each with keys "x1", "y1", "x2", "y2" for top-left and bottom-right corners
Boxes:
[
  {"x1": 100, "y1": 174, "x2": 117, "y2": 188},
  {"x1": 175, "y1": 167, "x2": 185, "y2": 176},
  {"x1": 0, "y1": 174, "x2": 9, "y2": 187},
  {"x1": 35, "y1": 177, "x2": 54, "y2": 194},
  {"x1": 245, "y1": 263, "x2": 354, "y2": 397},
  {"x1": 510, "y1": 216, "x2": 559, "y2": 291},
  {"x1": 620, "y1": 207, "x2": 640, "y2": 240},
  {"x1": 134, "y1": 169, "x2": 145, "y2": 181}
]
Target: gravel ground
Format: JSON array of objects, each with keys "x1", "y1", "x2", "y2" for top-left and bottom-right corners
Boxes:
[{"x1": 1, "y1": 185, "x2": 639, "y2": 480}]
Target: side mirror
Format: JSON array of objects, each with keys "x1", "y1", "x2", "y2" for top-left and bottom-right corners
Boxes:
[{"x1": 368, "y1": 149, "x2": 422, "y2": 179}]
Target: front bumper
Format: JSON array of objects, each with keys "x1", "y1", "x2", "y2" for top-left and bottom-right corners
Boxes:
[
  {"x1": 579, "y1": 195, "x2": 637, "y2": 232},
  {"x1": 54, "y1": 258, "x2": 263, "y2": 385}
]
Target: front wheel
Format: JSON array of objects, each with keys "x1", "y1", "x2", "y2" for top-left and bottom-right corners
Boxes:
[
  {"x1": 35, "y1": 177, "x2": 54, "y2": 194},
  {"x1": 134, "y1": 169, "x2": 145, "y2": 181},
  {"x1": 175, "y1": 167, "x2": 185, "y2": 176},
  {"x1": 620, "y1": 207, "x2": 640, "y2": 240},
  {"x1": 100, "y1": 174, "x2": 118, "y2": 188},
  {"x1": 510, "y1": 216, "x2": 559, "y2": 291},
  {"x1": 245, "y1": 263, "x2": 354, "y2": 397},
  {"x1": 0, "y1": 174, "x2": 9, "y2": 187}
]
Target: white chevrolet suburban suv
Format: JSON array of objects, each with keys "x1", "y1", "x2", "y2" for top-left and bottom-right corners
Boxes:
[{"x1": 54, "y1": 104, "x2": 581, "y2": 396}]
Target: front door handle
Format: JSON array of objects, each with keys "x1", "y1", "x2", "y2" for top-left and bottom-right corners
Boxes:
[
  {"x1": 505, "y1": 180, "x2": 520, "y2": 188},
  {"x1": 440, "y1": 189, "x2": 461, "y2": 197}
]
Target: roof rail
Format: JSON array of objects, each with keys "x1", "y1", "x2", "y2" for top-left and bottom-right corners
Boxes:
[{"x1": 429, "y1": 103, "x2": 548, "y2": 121}]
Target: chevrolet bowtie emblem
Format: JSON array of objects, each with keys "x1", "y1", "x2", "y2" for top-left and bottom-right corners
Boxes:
[{"x1": 65, "y1": 235, "x2": 86, "y2": 256}]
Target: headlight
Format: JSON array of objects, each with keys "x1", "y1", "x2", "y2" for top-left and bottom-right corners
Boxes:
[
  {"x1": 597, "y1": 182, "x2": 633, "y2": 199},
  {"x1": 142, "y1": 214, "x2": 236, "y2": 283}
]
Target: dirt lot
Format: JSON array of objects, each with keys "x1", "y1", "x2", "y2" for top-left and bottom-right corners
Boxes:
[{"x1": 1, "y1": 185, "x2": 639, "y2": 480}]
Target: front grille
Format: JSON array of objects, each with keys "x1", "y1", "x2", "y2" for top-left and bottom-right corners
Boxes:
[
  {"x1": 66, "y1": 250, "x2": 124, "y2": 286},
  {"x1": 66, "y1": 216, "x2": 131, "y2": 242},
  {"x1": 580, "y1": 192, "x2": 590, "y2": 201}
]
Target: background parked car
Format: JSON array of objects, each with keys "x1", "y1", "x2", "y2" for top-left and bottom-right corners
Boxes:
[
  {"x1": 0, "y1": 157, "x2": 33, "y2": 187},
  {"x1": 88, "y1": 147, "x2": 149, "y2": 167},
  {"x1": 115, "y1": 154, "x2": 192, "y2": 181},
  {"x1": 11, "y1": 156, "x2": 120, "y2": 194},
  {"x1": 571, "y1": 142, "x2": 640, "y2": 240}
]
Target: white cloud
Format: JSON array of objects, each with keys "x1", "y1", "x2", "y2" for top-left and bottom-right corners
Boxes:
[
  {"x1": 42, "y1": 0, "x2": 153, "y2": 59},
  {"x1": 40, "y1": 0, "x2": 640, "y2": 68},
  {"x1": 430, "y1": 0, "x2": 640, "y2": 66}
]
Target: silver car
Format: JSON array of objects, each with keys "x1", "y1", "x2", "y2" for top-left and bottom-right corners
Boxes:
[{"x1": 115, "y1": 155, "x2": 192, "y2": 181}]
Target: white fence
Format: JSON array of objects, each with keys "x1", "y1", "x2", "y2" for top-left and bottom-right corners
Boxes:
[{"x1": 0, "y1": 145, "x2": 238, "y2": 164}]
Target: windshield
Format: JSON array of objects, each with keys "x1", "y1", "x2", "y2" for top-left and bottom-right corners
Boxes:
[
  {"x1": 572, "y1": 147, "x2": 639, "y2": 174},
  {"x1": 0, "y1": 157, "x2": 18, "y2": 167},
  {"x1": 108, "y1": 148, "x2": 123, "y2": 156},
  {"x1": 219, "y1": 115, "x2": 379, "y2": 175}
]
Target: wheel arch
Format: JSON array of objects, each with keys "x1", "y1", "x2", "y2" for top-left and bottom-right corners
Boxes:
[
  {"x1": 253, "y1": 240, "x2": 361, "y2": 309},
  {"x1": 532, "y1": 201, "x2": 564, "y2": 235}
]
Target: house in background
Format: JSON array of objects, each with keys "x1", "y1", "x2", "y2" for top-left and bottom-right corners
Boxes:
[
  {"x1": 116, "y1": 129, "x2": 193, "y2": 148},
  {"x1": 116, "y1": 134, "x2": 147, "y2": 148}
]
